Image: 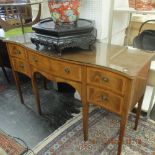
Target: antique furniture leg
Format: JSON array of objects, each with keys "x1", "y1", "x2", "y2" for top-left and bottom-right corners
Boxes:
[
  {"x1": 117, "y1": 116, "x2": 128, "y2": 155},
  {"x1": 134, "y1": 95, "x2": 144, "y2": 130},
  {"x1": 43, "y1": 77, "x2": 47, "y2": 90},
  {"x1": 1, "y1": 65, "x2": 10, "y2": 83},
  {"x1": 31, "y1": 73, "x2": 42, "y2": 115},
  {"x1": 0, "y1": 51, "x2": 10, "y2": 83},
  {"x1": 83, "y1": 103, "x2": 89, "y2": 141},
  {"x1": 12, "y1": 71, "x2": 24, "y2": 104},
  {"x1": 81, "y1": 65, "x2": 89, "y2": 141}
]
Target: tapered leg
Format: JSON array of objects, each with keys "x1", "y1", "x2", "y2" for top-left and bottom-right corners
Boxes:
[
  {"x1": 83, "y1": 103, "x2": 89, "y2": 141},
  {"x1": 134, "y1": 95, "x2": 144, "y2": 130},
  {"x1": 1, "y1": 66, "x2": 10, "y2": 83},
  {"x1": 117, "y1": 117, "x2": 128, "y2": 155},
  {"x1": 43, "y1": 77, "x2": 47, "y2": 90},
  {"x1": 12, "y1": 71, "x2": 24, "y2": 104},
  {"x1": 31, "y1": 73, "x2": 42, "y2": 115}
]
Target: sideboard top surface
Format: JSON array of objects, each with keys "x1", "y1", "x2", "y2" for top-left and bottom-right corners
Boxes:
[{"x1": 4, "y1": 33, "x2": 155, "y2": 77}]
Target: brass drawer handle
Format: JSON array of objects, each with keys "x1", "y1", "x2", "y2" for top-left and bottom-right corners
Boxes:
[
  {"x1": 19, "y1": 64, "x2": 24, "y2": 69},
  {"x1": 32, "y1": 57, "x2": 38, "y2": 63},
  {"x1": 15, "y1": 49, "x2": 21, "y2": 55},
  {"x1": 101, "y1": 95, "x2": 108, "y2": 101},
  {"x1": 101, "y1": 76, "x2": 109, "y2": 83},
  {"x1": 64, "y1": 67, "x2": 70, "y2": 74}
]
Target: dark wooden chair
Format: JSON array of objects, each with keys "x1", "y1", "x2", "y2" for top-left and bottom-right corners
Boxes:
[{"x1": 0, "y1": 40, "x2": 10, "y2": 83}]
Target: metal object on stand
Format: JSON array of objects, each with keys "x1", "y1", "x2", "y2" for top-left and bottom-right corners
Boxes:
[{"x1": 31, "y1": 18, "x2": 97, "y2": 56}]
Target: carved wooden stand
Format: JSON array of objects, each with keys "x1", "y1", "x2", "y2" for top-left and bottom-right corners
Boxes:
[{"x1": 31, "y1": 19, "x2": 97, "y2": 55}]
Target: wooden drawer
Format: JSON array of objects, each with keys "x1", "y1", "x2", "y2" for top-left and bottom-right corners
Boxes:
[
  {"x1": 87, "y1": 86, "x2": 123, "y2": 115},
  {"x1": 50, "y1": 60, "x2": 82, "y2": 82},
  {"x1": 87, "y1": 67, "x2": 126, "y2": 94},
  {"x1": 12, "y1": 58, "x2": 31, "y2": 76},
  {"x1": 8, "y1": 44, "x2": 27, "y2": 60},
  {"x1": 28, "y1": 52, "x2": 50, "y2": 72}
]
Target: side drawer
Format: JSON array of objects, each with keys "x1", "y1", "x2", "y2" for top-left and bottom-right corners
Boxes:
[
  {"x1": 87, "y1": 67, "x2": 126, "y2": 94},
  {"x1": 87, "y1": 86, "x2": 123, "y2": 115},
  {"x1": 8, "y1": 44, "x2": 27, "y2": 60},
  {"x1": 11, "y1": 58, "x2": 31, "y2": 76},
  {"x1": 28, "y1": 52, "x2": 50, "y2": 72},
  {"x1": 50, "y1": 60, "x2": 82, "y2": 82}
]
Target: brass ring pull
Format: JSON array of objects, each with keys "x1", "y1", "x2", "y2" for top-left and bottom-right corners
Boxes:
[
  {"x1": 101, "y1": 95, "x2": 108, "y2": 101},
  {"x1": 101, "y1": 76, "x2": 109, "y2": 82},
  {"x1": 19, "y1": 64, "x2": 24, "y2": 69},
  {"x1": 64, "y1": 67, "x2": 70, "y2": 74},
  {"x1": 32, "y1": 57, "x2": 38, "y2": 63},
  {"x1": 15, "y1": 49, "x2": 21, "y2": 55}
]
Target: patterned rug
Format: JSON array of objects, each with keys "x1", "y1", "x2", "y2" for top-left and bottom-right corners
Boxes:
[
  {"x1": 0, "y1": 130, "x2": 26, "y2": 155},
  {"x1": 29, "y1": 109, "x2": 155, "y2": 155}
]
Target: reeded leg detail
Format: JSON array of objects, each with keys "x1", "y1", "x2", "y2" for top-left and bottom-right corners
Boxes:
[
  {"x1": 82, "y1": 103, "x2": 89, "y2": 141},
  {"x1": 31, "y1": 73, "x2": 42, "y2": 115},
  {"x1": 117, "y1": 117, "x2": 128, "y2": 155},
  {"x1": 13, "y1": 71, "x2": 24, "y2": 104},
  {"x1": 134, "y1": 95, "x2": 144, "y2": 130}
]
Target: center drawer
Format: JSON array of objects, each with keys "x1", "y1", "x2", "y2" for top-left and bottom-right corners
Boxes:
[
  {"x1": 87, "y1": 67, "x2": 126, "y2": 95},
  {"x1": 87, "y1": 86, "x2": 123, "y2": 115},
  {"x1": 50, "y1": 60, "x2": 82, "y2": 82},
  {"x1": 28, "y1": 52, "x2": 50, "y2": 72}
]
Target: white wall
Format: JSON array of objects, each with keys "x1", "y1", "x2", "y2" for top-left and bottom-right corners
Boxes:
[
  {"x1": 30, "y1": 0, "x2": 50, "y2": 19},
  {"x1": 80, "y1": 0, "x2": 111, "y2": 41},
  {"x1": 111, "y1": 0, "x2": 129, "y2": 45},
  {"x1": 80, "y1": 0, "x2": 129, "y2": 45}
]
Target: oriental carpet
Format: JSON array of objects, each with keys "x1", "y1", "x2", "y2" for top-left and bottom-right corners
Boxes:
[
  {"x1": 30, "y1": 109, "x2": 155, "y2": 155},
  {"x1": 0, "y1": 130, "x2": 26, "y2": 155}
]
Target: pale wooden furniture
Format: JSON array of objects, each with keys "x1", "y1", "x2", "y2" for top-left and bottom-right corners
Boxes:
[
  {"x1": 0, "y1": 1, "x2": 32, "y2": 23},
  {"x1": 0, "y1": 2, "x2": 42, "y2": 32},
  {"x1": 5, "y1": 34, "x2": 155, "y2": 155}
]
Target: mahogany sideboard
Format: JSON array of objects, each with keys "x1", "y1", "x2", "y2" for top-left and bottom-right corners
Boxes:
[{"x1": 4, "y1": 34, "x2": 155, "y2": 155}]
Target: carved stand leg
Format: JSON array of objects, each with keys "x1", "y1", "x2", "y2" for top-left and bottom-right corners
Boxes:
[
  {"x1": 31, "y1": 73, "x2": 42, "y2": 115},
  {"x1": 12, "y1": 71, "x2": 24, "y2": 104},
  {"x1": 134, "y1": 95, "x2": 144, "y2": 130}
]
